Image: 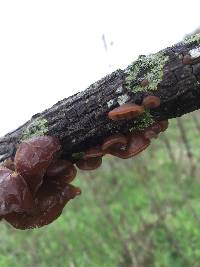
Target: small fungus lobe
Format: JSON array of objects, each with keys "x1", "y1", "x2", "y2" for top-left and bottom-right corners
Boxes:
[
  {"x1": 108, "y1": 103, "x2": 144, "y2": 121},
  {"x1": 142, "y1": 95, "x2": 161, "y2": 109},
  {"x1": 102, "y1": 134, "x2": 127, "y2": 152},
  {"x1": 83, "y1": 147, "x2": 105, "y2": 160},
  {"x1": 76, "y1": 157, "x2": 102, "y2": 170},
  {"x1": 0, "y1": 167, "x2": 34, "y2": 216},
  {"x1": 15, "y1": 136, "x2": 61, "y2": 177},
  {"x1": 108, "y1": 134, "x2": 150, "y2": 159},
  {"x1": 183, "y1": 54, "x2": 193, "y2": 65}
]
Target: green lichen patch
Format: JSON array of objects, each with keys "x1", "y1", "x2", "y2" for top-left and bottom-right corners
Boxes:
[
  {"x1": 21, "y1": 118, "x2": 48, "y2": 140},
  {"x1": 184, "y1": 33, "x2": 200, "y2": 45},
  {"x1": 125, "y1": 52, "x2": 169, "y2": 93},
  {"x1": 129, "y1": 110, "x2": 154, "y2": 132}
]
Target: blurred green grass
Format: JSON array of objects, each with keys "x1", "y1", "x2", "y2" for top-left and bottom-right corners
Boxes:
[{"x1": 1, "y1": 112, "x2": 200, "y2": 267}]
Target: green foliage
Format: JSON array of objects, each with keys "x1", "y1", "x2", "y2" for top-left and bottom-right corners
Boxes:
[{"x1": 1, "y1": 112, "x2": 200, "y2": 266}]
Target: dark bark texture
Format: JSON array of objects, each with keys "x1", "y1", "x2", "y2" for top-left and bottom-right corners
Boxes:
[{"x1": 1, "y1": 36, "x2": 200, "y2": 163}]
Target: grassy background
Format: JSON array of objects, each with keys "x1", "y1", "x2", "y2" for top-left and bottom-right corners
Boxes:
[{"x1": 1, "y1": 112, "x2": 200, "y2": 267}]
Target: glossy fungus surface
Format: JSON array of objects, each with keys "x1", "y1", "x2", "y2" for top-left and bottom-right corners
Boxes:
[
  {"x1": 83, "y1": 147, "x2": 105, "y2": 160},
  {"x1": 0, "y1": 167, "x2": 34, "y2": 216},
  {"x1": 159, "y1": 120, "x2": 169, "y2": 132},
  {"x1": 76, "y1": 157, "x2": 102, "y2": 170},
  {"x1": 183, "y1": 54, "x2": 193, "y2": 65},
  {"x1": 15, "y1": 136, "x2": 61, "y2": 177},
  {"x1": 5, "y1": 183, "x2": 81, "y2": 229},
  {"x1": 46, "y1": 159, "x2": 77, "y2": 185},
  {"x1": 102, "y1": 134, "x2": 127, "y2": 152},
  {"x1": 108, "y1": 134, "x2": 150, "y2": 159},
  {"x1": 108, "y1": 103, "x2": 144, "y2": 121},
  {"x1": 142, "y1": 95, "x2": 161, "y2": 108}
]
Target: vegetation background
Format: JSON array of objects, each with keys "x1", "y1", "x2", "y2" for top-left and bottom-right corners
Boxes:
[
  {"x1": 1, "y1": 1, "x2": 200, "y2": 265},
  {"x1": 1, "y1": 111, "x2": 200, "y2": 267}
]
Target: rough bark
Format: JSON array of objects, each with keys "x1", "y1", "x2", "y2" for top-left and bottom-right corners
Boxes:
[{"x1": 1, "y1": 35, "x2": 200, "y2": 163}]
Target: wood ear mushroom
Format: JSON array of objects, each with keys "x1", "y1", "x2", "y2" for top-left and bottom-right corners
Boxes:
[{"x1": 108, "y1": 103, "x2": 144, "y2": 121}]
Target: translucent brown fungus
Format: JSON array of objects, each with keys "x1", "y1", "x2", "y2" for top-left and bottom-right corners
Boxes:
[
  {"x1": 101, "y1": 134, "x2": 127, "y2": 152},
  {"x1": 83, "y1": 147, "x2": 105, "y2": 160},
  {"x1": 46, "y1": 159, "x2": 77, "y2": 185},
  {"x1": 108, "y1": 103, "x2": 144, "y2": 121},
  {"x1": 15, "y1": 136, "x2": 61, "y2": 177},
  {"x1": 142, "y1": 95, "x2": 161, "y2": 109},
  {"x1": 143, "y1": 120, "x2": 169, "y2": 140},
  {"x1": 108, "y1": 134, "x2": 150, "y2": 159},
  {"x1": 76, "y1": 157, "x2": 102, "y2": 170},
  {"x1": 0, "y1": 167, "x2": 34, "y2": 216},
  {"x1": 23, "y1": 173, "x2": 44, "y2": 196},
  {"x1": 183, "y1": 54, "x2": 193, "y2": 65},
  {"x1": 5, "y1": 183, "x2": 81, "y2": 229},
  {"x1": 144, "y1": 130, "x2": 158, "y2": 140},
  {"x1": 159, "y1": 120, "x2": 169, "y2": 132}
]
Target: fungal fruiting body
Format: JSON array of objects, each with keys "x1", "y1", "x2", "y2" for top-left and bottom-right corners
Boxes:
[
  {"x1": 0, "y1": 167, "x2": 34, "y2": 215},
  {"x1": 108, "y1": 103, "x2": 144, "y2": 120},
  {"x1": 0, "y1": 93, "x2": 168, "y2": 230},
  {"x1": 0, "y1": 136, "x2": 80, "y2": 229},
  {"x1": 76, "y1": 146, "x2": 104, "y2": 170},
  {"x1": 183, "y1": 54, "x2": 193, "y2": 65},
  {"x1": 142, "y1": 95, "x2": 161, "y2": 109}
]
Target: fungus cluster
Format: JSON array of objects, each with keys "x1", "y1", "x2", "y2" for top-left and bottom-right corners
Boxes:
[
  {"x1": 0, "y1": 95, "x2": 168, "y2": 230},
  {"x1": 0, "y1": 136, "x2": 80, "y2": 229},
  {"x1": 106, "y1": 95, "x2": 167, "y2": 158}
]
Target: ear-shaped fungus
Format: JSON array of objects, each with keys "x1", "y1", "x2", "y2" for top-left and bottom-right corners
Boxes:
[
  {"x1": 108, "y1": 103, "x2": 144, "y2": 121},
  {"x1": 159, "y1": 120, "x2": 169, "y2": 132},
  {"x1": 101, "y1": 134, "x2": 127, "y2": 154},
  {"x1": 142, "y1": 95, "x2": 161, "y2": 109},
  {"x1": 15, "y1": 136, "x2": 61, "y2": 177},
  {"x1": 107, "y1": 133, "x2": 150, "y2": 159},
  {"x1": 76, "y1": 146, "x2": 104, "y2": 171},
  {"x1": 76, "y1": 157, "x2": 102, "y2": 171},
  {"x1": 83, "y1": 147, "x2": 105, "y2": 159},
  {"x1": 143, "y1": 120, "x2": 169, "y2": 140},
  {"x1": 46, "y1": 159, "x2": 77, "y2": 185},
  {"x1": 0, "y1": 167, "x2": 34, "y2": 216},
  {"x1": 183, "y1": 54, "x2": 193, "y2": 65},
  {"x1": 5, "y1": 183, "x2": 81, "y2": 229}
]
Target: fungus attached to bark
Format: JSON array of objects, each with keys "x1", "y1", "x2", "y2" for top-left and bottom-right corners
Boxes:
[
  {"x1": 143, "y1": 120, "x2": 169, "y2": 140},
  {"x1": 108, "y1": 134, "x2": 150, "y2": 159},
  {"x1": 144, "y1": 129, "x2": 158, "y2": 140},
  {"x1": 183, "y1": 54, "x2": 193, "y2": 65},
  {"x1": 5, "y1": 183, "x2": 81, "y2": 229},
  {"x1": 108, "y1": 103, "x2": 144, "y2": 121},
  {"x1": 83, "y1": 147, "x2": 105, "y2": 160},
  {"x1": 101, "y1": 134, "x2": 127, "y2": 152},
  {"x1": 76, "y1": 157, "x2": 102, "y2": 171},
  {"x1": 46, "y1": 159, "x2": 77, "y2": 185},
  {"x1": 15, "y1": 136, "x2": 61, "y2": 177},
  {"x1": 0, "y1": 167, "x2": 34, "y2": 216},
  {"x1": 159, "y1": 120, "x2": 169, "y2": 132},
  {"x1": 142, "y1": 95, "x2": 161, "y2": 109}
]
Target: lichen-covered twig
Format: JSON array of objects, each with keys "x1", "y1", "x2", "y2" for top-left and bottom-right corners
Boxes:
[{"x1": 1, "y1": 33, "x2": 200, "y2": 163}]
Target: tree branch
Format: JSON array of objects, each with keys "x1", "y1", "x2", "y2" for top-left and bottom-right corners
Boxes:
[{"x1": 1, "y1": 34, "x2": 200, "y2": 163}]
